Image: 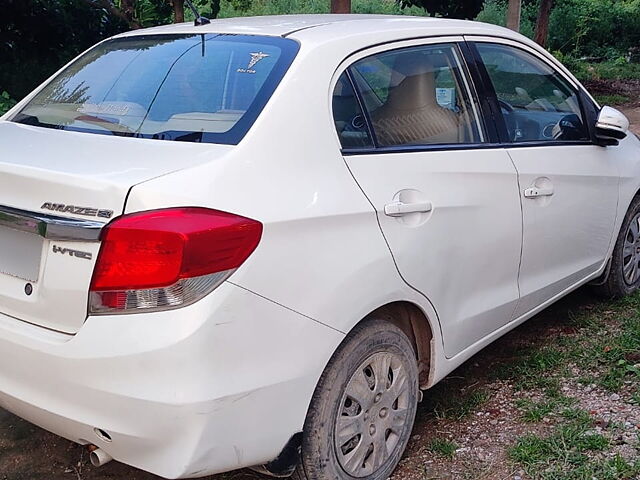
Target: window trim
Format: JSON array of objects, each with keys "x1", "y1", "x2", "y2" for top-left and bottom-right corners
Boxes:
[
  {"x1": 346, "y1": 68, "x2": 379, "y2": 148},
  {"x1": 330, "y1": 36, "x2": 493, "y2": 155},
  {"x1": 467, "y1": 38, "x2": 596, "y2": 147}
]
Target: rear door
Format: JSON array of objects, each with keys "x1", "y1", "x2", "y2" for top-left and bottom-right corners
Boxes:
[
  {"x1": 470, "y1": 39, "x2": 619, "y2": 318},
  {"x1": 334, "y1": 38, "x2": 522, "y2": 357}
]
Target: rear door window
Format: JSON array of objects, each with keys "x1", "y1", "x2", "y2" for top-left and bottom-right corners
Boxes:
[
  {"x1": 12, "y1": 34, "x2": 298, "y2": 145},
  {"x1": 347, "y1": 43, "x2": 484, "y2": 147}
]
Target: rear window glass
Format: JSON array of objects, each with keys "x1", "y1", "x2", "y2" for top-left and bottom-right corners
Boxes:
[{"x1": 12, "y1": 34, "x2": 298, "y2": 145}]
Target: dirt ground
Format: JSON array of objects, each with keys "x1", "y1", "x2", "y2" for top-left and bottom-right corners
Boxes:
[
  {"x1": 2, "y1": 92, "x2": 640, "y2": 480},
  {"x1": 621, "y1": 105, "x2": 640, "y2": 136},
  {"x1": 2, "y1": 287, "x2": 637, "y2": 480}
]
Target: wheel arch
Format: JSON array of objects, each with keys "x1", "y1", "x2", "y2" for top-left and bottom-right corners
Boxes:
[{"x1": 363, "y1": 301, "x2": 435, "y2": 389}]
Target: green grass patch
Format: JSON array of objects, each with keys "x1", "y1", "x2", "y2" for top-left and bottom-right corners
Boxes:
[
  {"x1": 427, "y1": 438, "x2": 458, "y2": 459},
  {"x1": 567, "y1": 311, "x2": 640, "y2": 392},
  {"x1": 510, "y1": 419, "x2": 610, "y2": 478},
  {"x1": 493, "y1": 346, "x2": 566, "y2": 390},
  {"x1": 424, "y1": 386, "x2": 489, "y2": 420},
  {"x1": 516, "y1": 394, "x2": 576, "y2": 423},
  {"x1": 559, "y1": 55, "x2": 640, "y2": 82},
  {"x1": 594, "y1": 94, "x2": 631, "y2": 106}
]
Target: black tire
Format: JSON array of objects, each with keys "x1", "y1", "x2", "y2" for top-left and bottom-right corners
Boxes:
[
  {"x1": 593, "y1": 195, "x2": 640, "y2": 298},
  {"x1": 292, "y1": 318, "x2": 419, "y2": 480}
]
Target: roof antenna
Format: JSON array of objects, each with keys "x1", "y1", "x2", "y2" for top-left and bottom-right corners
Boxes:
[{"x1": 184, "y1": 0, "x2": 211, "y2": 26}]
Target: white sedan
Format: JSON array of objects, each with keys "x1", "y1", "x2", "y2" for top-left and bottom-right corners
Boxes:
[{"x1": 0, "y1": 13, "x2": 637, "y2": 480}]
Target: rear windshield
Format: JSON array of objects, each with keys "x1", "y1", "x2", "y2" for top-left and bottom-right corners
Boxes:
[{"x1": 12, "y1": 34, "x2": 298, "y2": 145}]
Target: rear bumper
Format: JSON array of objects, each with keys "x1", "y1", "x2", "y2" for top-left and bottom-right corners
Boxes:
[{"x1": 0, "y1": 282, "x2": 343, "y2": 478}]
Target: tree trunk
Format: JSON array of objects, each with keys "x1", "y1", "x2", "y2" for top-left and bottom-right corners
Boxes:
[
  {"x1": 173, "y1": 0, "x2": 185, "y2": 23},
  {"x1": 86, "y1": 0, "x2": 141, "y2": 29},
  {"x1": 120, "y1": 0, "x2": 137, "y2": 25},
  {"x1": 506, "y1": 0, "x2": 521, "y2": 32},
  {"x1": 534, "y1": 0, "x2": 553, "y2": 47},
  {"x1": 331, "y1": 0, "x2": 351, "y2": 13}
]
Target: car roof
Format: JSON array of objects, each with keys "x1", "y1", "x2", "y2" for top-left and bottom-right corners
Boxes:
[{"x1": 113, "y1": 13, "x2": 518, "y2": 41}]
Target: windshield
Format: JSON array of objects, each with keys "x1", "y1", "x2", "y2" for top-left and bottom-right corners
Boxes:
[{"x1": 12, "y1": 34, "x2": 298, "y2": 145}]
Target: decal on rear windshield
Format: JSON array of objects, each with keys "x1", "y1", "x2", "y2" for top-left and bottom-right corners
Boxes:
[{"x1": 237, "y1": 51, "x2": 270, "y2": 74}]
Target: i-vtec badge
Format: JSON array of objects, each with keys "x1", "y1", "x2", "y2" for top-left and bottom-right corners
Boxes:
[
  {"x1": 52, "y1": 245, "x2": 92, "y2": 260},
  {"x1": 41, "y1": 202, "x2": 113, "y2": 219}
]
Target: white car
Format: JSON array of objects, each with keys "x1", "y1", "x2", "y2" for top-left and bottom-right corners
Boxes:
[{"x1": 0, "y1": 13, "x2": 638, "y2": 480}]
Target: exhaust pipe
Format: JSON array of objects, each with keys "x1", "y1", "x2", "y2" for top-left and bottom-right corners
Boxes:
[{"x1": 90, "y1": 448, "x2": 113, "y2": 467}]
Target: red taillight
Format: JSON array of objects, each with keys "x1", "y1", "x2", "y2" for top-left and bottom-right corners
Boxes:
[{"x1": 90, "y1": 208, "x2": 263, "y2": 292}]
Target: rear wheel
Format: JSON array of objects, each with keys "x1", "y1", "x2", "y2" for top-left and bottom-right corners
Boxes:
[
  {"x1": 293, "y1": 319, "x2": 419, "y2": 480},
  {"x1": 594, "y1": 196, "x2": 640, "y2": 298}
]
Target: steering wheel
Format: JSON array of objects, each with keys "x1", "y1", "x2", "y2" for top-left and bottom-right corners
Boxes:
[
  {"x1": 343, "y1": 114, "x2": 367, "y2": 133},
  {"x1": 498, "y1": 100, "x2": 522, "y2": 142}
]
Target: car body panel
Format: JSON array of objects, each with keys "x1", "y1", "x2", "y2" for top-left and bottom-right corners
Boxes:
[
  {"x1": 0, "y1": 281, "x2": 344, "y2": 478},
  {"x1": 344, "y1": 148, "x2": 522, "y2": 357},
  {"x1": 508, "y1": 144, "x2": 619, "y2": 318},
  {"x1": 0, "y1": 122, "x2": 230, "y2": 332},
  {"x1": 0, "y1": 14, "x2": 639, "y2": 479}
]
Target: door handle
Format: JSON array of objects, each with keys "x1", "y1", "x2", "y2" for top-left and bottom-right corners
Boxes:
[
  {"x1": 523, "y1": 186, "x2": 554, "y2": 198},
  {"x1": 384, "y1": 201, "x2": 432, "y2": 217}
]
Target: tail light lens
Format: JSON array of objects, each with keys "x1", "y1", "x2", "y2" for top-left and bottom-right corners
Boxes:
[{"x1": 89, "y1": 207, "x2": 262, "y2": 314}]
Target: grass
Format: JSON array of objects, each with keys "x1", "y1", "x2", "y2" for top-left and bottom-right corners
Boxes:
[
  {"x1": 424, "y1": 387, "x2": 489, "y2": 420},
  {"x1": 427, "y1": 438, "x2": 458, "y2": 459},
  {"x1": 493, "y1": 346, "x2": 567, "y2": 390},
  {"x1": 503, "y1": 292, "x2": 640, "y2": 478},
  {"x1": 561, "y1": 56, "x2": 640, "y2": 83},
  {"x1": 515, "y1": 393, "x2": 575, "y2": 423},
  {"x1": 509, "y1": 417, "x2": 613, "y2": 479},
  {"x1": 496, "y1": 294, "x2": 640, "y2": 394},
  {"x1": 594, "y1": 94, "x2": 631, "y2": 106}
]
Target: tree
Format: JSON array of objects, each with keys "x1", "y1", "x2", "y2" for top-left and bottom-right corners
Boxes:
[
  {"x1": 171, "y1": 0, "x2": 185, "y2": 22},
  {"x1": 534, "y1": 0, "x2": 553, "y2": 47},
  {"x1": 398, "y1": 0, "x2": 485, "y2": 19},
  {"x1": 506, "y1": 0, "x2": 521, "y2": 32},
  {"x1": 0, "y1": 0, "x2": 129, "y2": 99},
  {"x1": 91, "y1": 0, "x2": 141, "y2": 28},
  {"x1": 331, "y1": 0, "x2": 350, "y2": 13}
]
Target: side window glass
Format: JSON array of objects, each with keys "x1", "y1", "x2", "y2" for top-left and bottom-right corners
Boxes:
[
  {"x1": 349, "y1": 44, "x2": 484, "y2": 147},
  {"x1": 332, "y1": 73, "x2": 373, "y2": 149},
  {"x1": 476, "y1": 43, "x2": 589, "y2": 143}
]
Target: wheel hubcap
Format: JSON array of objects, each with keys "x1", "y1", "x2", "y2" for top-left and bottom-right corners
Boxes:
[
  {"x1": 623, "y1": 213, "x2": 640, "y2": 285},
  {"x1": 334, "y1": 352, "x2": 410, "y2": 477}
]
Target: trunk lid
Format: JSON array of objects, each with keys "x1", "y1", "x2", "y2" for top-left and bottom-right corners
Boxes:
[{"x1": 0, "y1": 122, "x2": 230, "y2": 333}]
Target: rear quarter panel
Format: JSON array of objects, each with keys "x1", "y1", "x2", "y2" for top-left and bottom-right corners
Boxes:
[{"x1": 124, "y1": 40, "x2": 443, "y2": 344}]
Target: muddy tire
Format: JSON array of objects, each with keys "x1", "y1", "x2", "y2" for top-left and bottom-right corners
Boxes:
[
  {"x1": 292, "y1": 318, "x2": 419, "y2": 480},
  {"x1": 593, "y1": 196, "x2": 640, "y2": 298}
]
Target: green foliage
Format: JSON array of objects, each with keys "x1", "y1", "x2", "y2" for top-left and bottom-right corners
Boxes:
[
  {"x1": 0, "y1": 0, "x2": 128, "y2": 101},
  {"x1": 427, "y1": 438, "x2": 458, "y2": 458},
  {"x1": 0, "y1": 91, "x2": 16, "y2": 116},
  {"x1": 492, "y1": 346, "x2": 566, "y2": 390},
  {"x1": 397, "y1": 0, "x2": 485, "y2": 18},
  {"x1": 516, "y1": 393, "x2": 575, "y2": 423},
  {"x1": 475, "y1": 0, "x2": 537, "y2": 39},
  {"x1": 135, "y1": 0, "x2": 173, "y2": 26},
  {"x1": 477, "y1": 0, "x2": 640, "y2": 59},
  {"x1": 510, "y1": 420, "x2": 615, "y2": 479},
  {"x1": 549, "y1": 0, "x2": 640, "y2": 58},
  {"x1": 424, "y1": 387, "x2": 489, "y2": 419}
]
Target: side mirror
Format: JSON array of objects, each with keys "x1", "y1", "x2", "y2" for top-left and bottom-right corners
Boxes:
[{"x1": 596, "y1": 106, "x2": 629, "y2": 146}]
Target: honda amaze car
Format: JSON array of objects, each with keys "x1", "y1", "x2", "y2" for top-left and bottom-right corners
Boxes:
[{"x1": 0, "y1": 13, "x2": 638, "y2": 480}]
